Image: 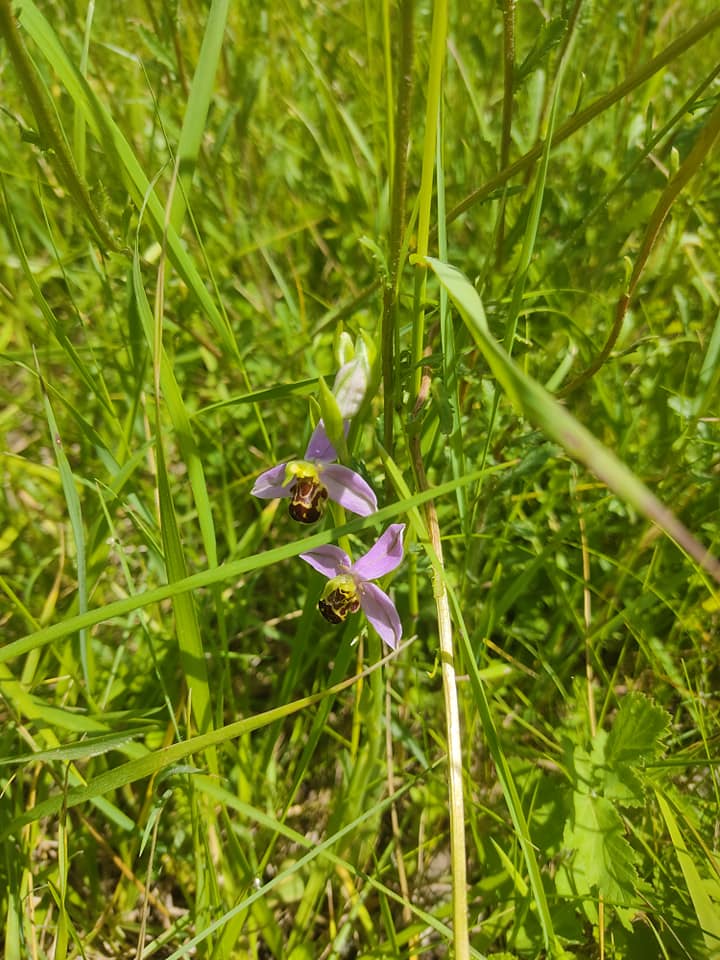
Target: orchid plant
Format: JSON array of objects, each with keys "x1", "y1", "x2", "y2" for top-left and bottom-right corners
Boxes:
[
  {"x1": 253, "y1": 337, "x2": 405, "y2": 645},
  {"x1": 252, "y1": 341, "x2": 378, "y2": 523},
  {"x1": 300, "y1": 523, "x2": 405, "y2": 648}
]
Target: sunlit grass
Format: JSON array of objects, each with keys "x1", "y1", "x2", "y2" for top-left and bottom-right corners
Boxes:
[{"x1": 1, "y1": 2, "x2": 719, "y2": 958}]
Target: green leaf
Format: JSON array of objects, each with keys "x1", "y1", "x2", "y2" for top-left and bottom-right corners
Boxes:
[
  {"x1": 432, "y1": 380, "x2": 455, "y2": 436},
  {"x1": 35, "y1": 357, "x2": 91, "y2": 686},
  {"x1": 569, "y1": 742, "x2": 599, "y2": 794},
  {"x1": 515, "y1": 18, "x2": 567, "y2": 87},
  {"x1": 606, "y1": 693, "x2": 671, "y2": 766},
  {"x1": 563, "y1": 793, "x2": 640, "y2": 906},
  {"x1": 602, "y1": 764, "x2": 645, "y2": 807},
  {"x1": 0, "y1": 730, "x2": 147, "y2": 766},
  {"x1": 570, "y1": 695, "x2": 669, "y2": 807}
]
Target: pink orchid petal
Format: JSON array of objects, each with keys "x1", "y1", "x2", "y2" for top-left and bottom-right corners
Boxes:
[
  {"x1": 304, "y1": 420, "x2": 336, "y2": 462},
  {"x1": 251, "y1": 462, "x2": 292, "y2": 498},
  {"x1": 322, "y1": 465, "x2": 377, "y2": 517},
  {"x1": 299, "y1": 544, "x2": 352, "y2": 579},
  {"x1": 360, "y1": 582, "x2": 402, "y2": 649},
  {"x1": 353, "y1": 523, "x2": 405, "y2": 580},
  {"x1": 304, "y1": 419, "x2": 350, "y2": 461}
]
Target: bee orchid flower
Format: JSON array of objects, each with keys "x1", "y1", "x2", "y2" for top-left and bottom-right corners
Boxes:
[
  {"x1": 251, "y1": 422, "x2": 377, "y2": 523},
  {"x1": 300, "y1": 523, "x2": 405, "y2": 648}
]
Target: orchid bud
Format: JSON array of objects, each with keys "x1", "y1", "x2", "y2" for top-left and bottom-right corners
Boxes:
[
  {"x1": 317, "y1": 377, "x2": 348, "y2": 462},
  {"x1": 335, "y1": 330, "x2": 355, "y2": 367},
  {"x1": 332, "y1": 338, "x2": 371, "y2": 418}
]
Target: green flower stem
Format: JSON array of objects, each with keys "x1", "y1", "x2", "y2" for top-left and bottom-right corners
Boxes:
[
  {"x1": 411, "y1": 0, "x2": 448, "y2": 402},
  {"x1": 381, "y1": 0, "x2": 414, "y2": 454},
  {"x1": 495, "y1": 0, "x2": 516, "y2": 265},
  {"x1": 331, "y1": 503, "x2": 352, "y2": 564}
]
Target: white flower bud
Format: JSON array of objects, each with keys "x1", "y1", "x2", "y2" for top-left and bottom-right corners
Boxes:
[{"x1": 332, "y1": 340, "x2": 371, "y2": 417}]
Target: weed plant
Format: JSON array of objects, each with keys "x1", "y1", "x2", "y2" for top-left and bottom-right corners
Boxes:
[{"x1": 1, "y1": 2, "x2": 719, "y2": 958}]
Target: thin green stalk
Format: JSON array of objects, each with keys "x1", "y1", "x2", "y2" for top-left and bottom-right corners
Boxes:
[
  {"x1": 448, "y1": 581, "x2": 560, "y2": 954},
  {"x1": 495, "y1": 0, "x2": 516, "y2": 265},
  {"x1": 381, "y1": 0, "x2": 394, "y2": 177},
  {"x1": 382, "y1": 0, "x2": 414, "y2": 454},
  {"x1": 72, "y1": 0, "x2": 94, "y2": 181},
  {"x1": 168, "y1": 0, "x2": 230, "y2": 234},
  {"x1": 34, "y1": 350, "x2": 92, "y2": 691},
  {"x1": 536, "y1": 0, "x2": 584, "y2": 131},
  {"x1": 436, "y1": 104, "x2": 467, "y2": 530},
  {"x1": 53, "y1": 778, "x2": 70, "y2": 960},
  {"x1": 411, "y1": 0, "x2": 448, "y2": 401},
  {"x1": 503, "y1": 31, "x2": 568, "y2": 356},
  {"x1": 412, "y1": 438, "x2": 469, "y2": 957}
]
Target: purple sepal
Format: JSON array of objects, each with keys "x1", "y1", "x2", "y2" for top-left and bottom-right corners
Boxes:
[
  {"x1": 353, "y1": 523, "x2": 405, "y2": 579},
  {"x1": 251, "y1": 462, "x2": 292, "y2": 498},
  {"x1": 322, "y1": 465, "x2": 377, "y2": 517},
  {"x1": 360, "y1": 582, "x2": 402, "y2": 649},
  {"x1": 305, "y1": 420, "x2": 338, "y2": 461},
  {"x1": 299, "y1": 544, "x2": 351, "y2": 579}
]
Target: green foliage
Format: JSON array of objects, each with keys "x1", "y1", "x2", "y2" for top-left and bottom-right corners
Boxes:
[
  {"x1": 514, "y1": 17, "x2": 567, "y2": 88},
  {"x1": 558, "y1": 695, "x2": 670, "y2": 909},
  {"x1": 1, "y1": 0, "x2": 720, "y2": 958}
]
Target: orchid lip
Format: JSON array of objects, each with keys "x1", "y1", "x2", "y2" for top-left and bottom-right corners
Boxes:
[
  {"x1": 318, "y1": 574, "x2": 361, "y2": 624},
  {"x1": 288, "y1": 475, "x2": 328, "y2": 523}
]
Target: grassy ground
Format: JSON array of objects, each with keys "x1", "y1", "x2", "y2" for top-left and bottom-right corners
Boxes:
[{"x1": 1, "y1": 1, "x2": 720, "y2": 958}]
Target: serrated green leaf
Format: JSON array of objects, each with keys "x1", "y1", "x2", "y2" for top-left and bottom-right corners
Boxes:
[
  {"x1": 515, "y1": 18, "x2": 567, "y2": 87},
  {"x1": 606, "y1": 693, "x2": 671, "y2": 766},
  {"x1": 570, "y1": 743, "x2": 596, "y2": 793},
  {"x1": 603, "y1": 764, "x2": 645, "y2": 807},
  {"x1": 563, "y1": 793, "x2": 640, "y2": 906}
]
